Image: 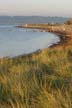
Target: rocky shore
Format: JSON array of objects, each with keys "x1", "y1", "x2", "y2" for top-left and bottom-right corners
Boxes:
[{"x1": 17, "y1": 21, "x2": 72, "y2": 49}]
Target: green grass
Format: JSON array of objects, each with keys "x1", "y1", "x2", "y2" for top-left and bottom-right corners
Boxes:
[{"x1": 0, "y1": 45, "x2": 72, "y2": 108}]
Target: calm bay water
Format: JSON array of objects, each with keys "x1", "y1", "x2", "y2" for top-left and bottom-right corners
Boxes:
[{"x1": 0, "y1": 25, "x2": 60, "y2": 57}]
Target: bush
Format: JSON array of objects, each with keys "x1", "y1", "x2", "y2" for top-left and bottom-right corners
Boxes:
[{"x1": 65, "y1": 19, "x2": 72, "y2": 25}]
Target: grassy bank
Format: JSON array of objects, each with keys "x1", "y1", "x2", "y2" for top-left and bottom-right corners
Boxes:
[{"x1": 0, "y1": 22, "x2": 72, "y2": 108}]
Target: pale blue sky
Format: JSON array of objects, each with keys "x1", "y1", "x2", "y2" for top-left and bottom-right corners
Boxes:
[{"x1": 0, "y1": 0, "x2": 72, "y2": 17}]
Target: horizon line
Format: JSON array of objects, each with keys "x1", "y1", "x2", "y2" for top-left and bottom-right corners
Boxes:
[{"x1": 0, "y1": 15, "x2": 71, "y2": 18}]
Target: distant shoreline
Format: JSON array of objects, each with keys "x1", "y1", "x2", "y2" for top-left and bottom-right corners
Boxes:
[
  {"x1": 16, "y1": 23, "x2": 72, "y2": 58},
  {"x1": 0, "y1": 23, "x2": 71, "y2": 58}
]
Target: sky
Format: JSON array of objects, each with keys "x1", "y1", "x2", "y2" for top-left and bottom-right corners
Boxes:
[{"x1": 0, "y1": 0, "x2": 72, "y2": 17}]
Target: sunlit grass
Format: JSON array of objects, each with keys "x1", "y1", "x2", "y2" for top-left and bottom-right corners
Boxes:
[{"x1": 0, "y1": 40, "x2": 72, "y2": 108}]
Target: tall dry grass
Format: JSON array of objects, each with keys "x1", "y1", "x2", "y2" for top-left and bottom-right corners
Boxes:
[{"x1": 0, "y1": 43, "x2": 72, "y2": 108}]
